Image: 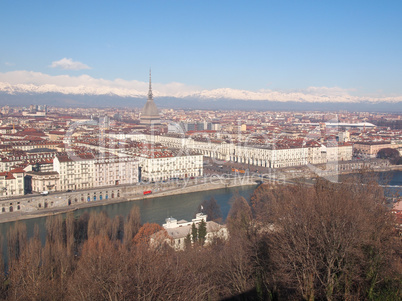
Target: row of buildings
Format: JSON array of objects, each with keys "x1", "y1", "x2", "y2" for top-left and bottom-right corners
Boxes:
[
  {"x1": 0, "y1": 150, "x2": 203, "y2": 197},
  {"x1": 119, "y1": 133, "x2": 354, "y2": 169},
  {"x1": 0, "y1": 73, "x2": 400, "y2": 202}
]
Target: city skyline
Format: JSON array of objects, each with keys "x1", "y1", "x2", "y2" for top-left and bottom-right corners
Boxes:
[
  {"x1": 1, "y1": 1, "x2": 402, "y2": 104},
  {"x1": 0, "y1": 1, "x2": 401, "y2": 298}
]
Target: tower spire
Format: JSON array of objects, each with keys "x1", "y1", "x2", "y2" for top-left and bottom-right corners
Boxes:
[
  {"x1": 148, "y1": 68, "x2": 153, "y2": 100},
  {"x1": 141, "y1": 69, "x2": 160, "y2": 125}
]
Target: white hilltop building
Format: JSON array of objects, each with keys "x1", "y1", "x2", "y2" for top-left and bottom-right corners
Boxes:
[{"x1": 152, "y1": 213, "x2": 228, "y2": 250}]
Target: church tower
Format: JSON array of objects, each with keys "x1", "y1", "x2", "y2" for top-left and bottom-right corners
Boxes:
[{"x1": 140, "y1": 70, "x2": 160, "y2": 125}]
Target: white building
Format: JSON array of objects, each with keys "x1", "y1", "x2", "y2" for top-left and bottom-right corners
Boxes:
[
  {"x1": 338, "y1": 131, "x2": 350, "y2": 143},
  {"x1": 270, "y1": 147, "x2": 309, "y2": 168},
  {"x1": 139, "y1": 153, "x2": 203, "y2": 182},
  {"x1": 326, "y1": 144, "x2": 353, "y2": 162},
  {"x1": 25, "y1": 171, "x2": 60, "y2": 193},
  {"x1": 0, "y1": 168, "x2": 25, "y2": 198},
  {"x1": 122, "y1": 134, "x2": 353, "y2": 169},
  {"x1": 0, "y1": 151, "x2": 56, "y2": 172},
  {"x1": 94, "y1": 157, "x2": 138, "y2": 187},
  {"x1": 53, "y1": 154, "x2": 95, "y2": 191},
  {"x1": 307, "y1": 145, "x2": 327, "y2": 165},
  {"x1": 54, "y1": 154, "x2": 139, "y2": 191},
  {"x1": 159, "y1": 213, "x2": 228, "y2": 250}
]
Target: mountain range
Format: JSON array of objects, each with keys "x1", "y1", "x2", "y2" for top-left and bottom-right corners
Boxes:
[{"x1": 0, "y1": 80, "x2": 401, "y2": 112}]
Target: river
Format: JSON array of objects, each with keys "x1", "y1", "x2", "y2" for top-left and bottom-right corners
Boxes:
[
  {"x1": 0, "y1": 185, "x2": 257, "y2": 262},
  {"x1": 0, "y1": 170, "x2": 401, "y2": 263},
  {"x1": 340, "y1": 170, "x2": 402, "y2": 197}
]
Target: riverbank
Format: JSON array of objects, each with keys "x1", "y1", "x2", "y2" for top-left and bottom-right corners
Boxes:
[{"x1": 0, "y1": 177, "x2": 257, "y2": 224}]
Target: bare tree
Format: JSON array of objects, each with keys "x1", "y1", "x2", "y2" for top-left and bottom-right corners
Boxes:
[
  {"x1": 8, "y1": 228, "x2": 46, "y2": 301},
  {"x1": 133, "y1": 223, "x2": 165, "y2": 246},
  {"x1": 128, "y1": 244, "x2": 216, "y2": 300},
  {"x1": 195, "y1": 197, "x2": 223, "y2": 223},
  {"x1": 0, "y1": 234, "x2": 7, "y2": 300},
  {"x1": 69, "y1": 235, "x2": 128, "y2": 301},
  {"x1": 7, "y1": 222, "x2": 27, "y2": 262},
  {"x1": 87, "y1": 211, "x2": 112, "y2": 239},
  {"x1": 226, "y1": 194, "x2": 253, "y2": 237},
  {"x1": 42, "y1": 215, "x2": 75, "y2": 298},
  {"x1": 123, "y1": 206, "x2": 141, "y2": 247},
  {"x1": 65, "y1": 212, "x2": 76, "y2": 257},
  {"x1": 111, "y1": 215, "x2": 124, "y2": 241},
  {"x1": 214, "y1": 236, "x2": 255, "y2": 298},
  {"x1": 252, "y1": 177, "x2": 401, "y2": 300},
  {"x1": 75, "y1": 211, "x2": 90, "y2": 245}
]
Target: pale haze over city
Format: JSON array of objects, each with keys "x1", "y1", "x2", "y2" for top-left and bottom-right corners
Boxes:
[{"x1": 0, "y1": 1, "x2": 401, "y2": 300}]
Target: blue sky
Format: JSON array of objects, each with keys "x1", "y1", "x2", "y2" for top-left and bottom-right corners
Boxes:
[{"x1": 0, "y1": 0, "x2": 401, "y2": 98}]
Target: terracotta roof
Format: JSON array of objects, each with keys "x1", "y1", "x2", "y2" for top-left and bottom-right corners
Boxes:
[
  {"x1": 56, "y1": 153, "x2": 95, "y2": 162},
  {"x1": 49, "y1": 131, "x2": 66, "y2": 135},
  {"x1": 0, "y1": 172, "x2": 15, "y2": 180},
  {"x1": 9, "y1": 168, "x2": 25, "y2": 173},
  {"x1": 56, "y1": 156, "x2": 73, "y2": 163}
]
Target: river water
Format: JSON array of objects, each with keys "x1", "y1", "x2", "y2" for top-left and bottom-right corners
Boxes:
[
  {"x1": 0, "y1": 171, "x2": 401, "y2": 262},
  {"x1": 381, "y1": 170, "x2": 402, "y2": 189},
  {"x1": 340, "y1": 170, "x2": 402, "y2": 197},
  {"x1": 0, "y1": 185, "x2": 257, "y2": 261}
]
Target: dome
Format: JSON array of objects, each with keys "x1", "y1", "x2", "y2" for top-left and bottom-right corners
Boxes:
[{"x1": 142, "y1": 98, "x2": 159, "y2": 117}]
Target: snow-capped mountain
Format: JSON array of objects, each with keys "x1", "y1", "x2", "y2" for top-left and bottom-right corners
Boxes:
[
  {"x1": 0, "y1": 82, "x2": 145, "y2": 98},
  {"x1": 0, "y1": 70, "x2": 401, "y2": 105}
]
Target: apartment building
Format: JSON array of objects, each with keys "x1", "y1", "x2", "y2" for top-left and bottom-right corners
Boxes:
[
  {"x1": 0, "y1": 168, "x2": 25, "y2": 197},
  {"x1": 326, "y1": 144, "x2": 353, "y2": 162},
  {"x1": 139, "y1": 153, "x2": 203, "y2": 182},
  {"x1": 94, "y1": 157, "x2": 138, "y2": 187},
  {"x1": 353, "y1": 142, "x2": 392, "y2": 157},
  {"x1": 25, "y1": 171, "x2": 60, "y2": 193},
  {"x1": 128, "y1": 134, "x2": 354, "y2": 169},
  {"x1": 0, "y1": 151, "x2": 56, "y2": 172},
  {"x1": 53, "y1": 154, "x2": 95, "y2": 191}
]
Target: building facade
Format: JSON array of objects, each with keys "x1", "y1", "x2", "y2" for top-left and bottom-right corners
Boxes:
[
  {"x1": 139, "y1": 153, "x2": 203, "y2": 182},
  {"x1": 25, "y1": 171, "x2": 60, "y2": 193},
  {"x1": 353, "y1": 142, "x2": 392, "y2": 157},
  {"x1": 160, "y1": 213, "x2": 228, "y2": 250},
  {"x1": 53, "y1": 155, "x2": 95, "y2": 191},
  {"x1": 94, "y1": 157, "x2": 138, "y2": 187},
  {"x1": 128, "y1": 134, "x2": 353, "y2": 169},
  {"x1": 0, "y1": 168, "x2": 25, "y2": 198}
]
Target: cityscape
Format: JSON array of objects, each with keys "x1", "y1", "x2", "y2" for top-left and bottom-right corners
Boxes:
[{"x1": 0, "y1": 1, "x2": 401, "y2": 300}]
